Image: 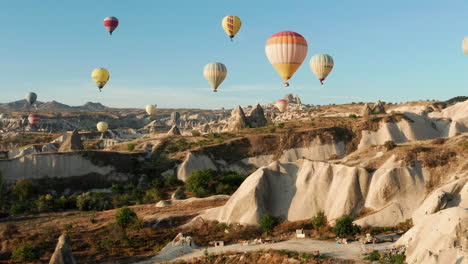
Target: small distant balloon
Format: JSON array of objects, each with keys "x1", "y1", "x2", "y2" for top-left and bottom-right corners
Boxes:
[
  {"x1": 103, "y1": 16, "x2": 119, "y2": 35},
  {"x1": 171, "y1": 111, "x2": 180, "y2": 122},
  {"x1": 96, "y1": 121, "x2": 108, "y2": 133},
  {"x1": 146, "y1": 104, "x2": 157, "y2": 116},
  {"x1": 222, "y1": 15, "x2": 242, "y2": 41},
  {"x1": 310, "y1": 54, "x2": 334, "y2": 85},
  {"x1": 203, "y1": 62, "x2": 227, "y2": 92},
  {"x1": 91, "y1": 68, "x2": 110, "y2": 92},
  {"x1": 25, "y1": 92, "x2": 37, "y2": 105},
  {"x1": 274, "y1": 99, "x2": 288, "y2": 113},
  {"x1": 28, "y1": 114, "x2": 40, "y2": 127}
]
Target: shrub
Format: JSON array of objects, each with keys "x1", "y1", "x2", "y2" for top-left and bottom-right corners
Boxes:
[
  {"x1": 268, "y1": 126, "x2": 276, "y2": 133},
  {"x1": 127, "y1": 143, "x2": 135, "y2": 151},
  {"x1": 191, "y1": 130, "x2": 201, "y2": 137},
  {"x1": 311, "y1": 211, "x2": 327, "y2": 230},
  {"x1": 173, "y1": 187, "x2": 187, "y2": 199},
  {"x1": 260, "y1": 214, "x2": 279, "y2": 232},
  {"x1": 11, "y1": 243, "x2": 39, "y2": 262},
  {"x1": 396, "y1": 219, "x2": 413, "y2": 232},
  {"x1": 76, "y1": 192, "x2": 112, "y2": 211},
  {"x1": 115, "y1": 207, "x2": 139, "y2": 231},
  {"x1": 12, "y1": 178, "x2": 34, "y2": 201},
  {"x1": 36, "y1": 194, "x2": 55, "y2": 212},
  {"x1": 384, "y1": 140, "x2": 397, "y2": 151},
  {"x1": 164, "y1": 175, "x2": 182, "y2": 187},
  {"x1": 363, "y1": 250, "x2": 380, "y2": 261},
  {"x1": 151, "y1": 178, "x2": 164, "y2": 189},
  {"x1": 310, "y1": 122, "x2": 315, "y2": 127},
  {"x1": 185, "y1": 169, "x2": 216, "y2": 197},
  {"x1": 388, "y1": 253, "x2": 406, "y2": 264},
  {"x1": 111, "y1": 183, "x2": 124, "y2": 194},
  {"x1": 278, "y1": 123, "x2": 285, "y2": 129},
  {"x1": 332, "y1": 215, "x2": 360, "y2": 237},
  {"x1": 10, "y1": 201, "x2": 29, "y2": 215},
  {"x1": 143, "y1": 188, "x2": 166, "y2": 203},
  {"x1": 432, "y1": 138, "x2": 446, "y2": 145},
  {"x1": 348, "y1": 114, "x2": 358, "y2": 118}
]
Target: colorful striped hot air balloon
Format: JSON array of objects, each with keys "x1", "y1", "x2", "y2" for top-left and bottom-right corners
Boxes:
[
  {"x1": 265, "y1": 31, "x2": 308, "y2": 87},
  {"x1": 103, "y1": 16, "x2": 119, "y2": 35},
  {"x1": 462, "y1": 37, "x2": 468, "y2": 56},
  {"x1": 28, "y1": 114, "x2": 40, "y2": 127},
  {"x1": 310, "y1": 54, "x2": 334, "y2": 84},
  {"x1": 274, "y1": 99, "x2": 288, "y2": 113},
  {"x1": 222, "y1": 15, "x2": 242, "y2": 41},
  {"x1": 203, "y1": 62, "x2": 227, "y2": 92}
]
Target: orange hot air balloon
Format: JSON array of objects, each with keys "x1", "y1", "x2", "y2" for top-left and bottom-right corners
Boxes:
[
  {"x1": 274, "y1": 99, "x2": 288, "y2": 113},
  {"x1": 265, "y1": 31, "x2": 308, "y2": 87}
]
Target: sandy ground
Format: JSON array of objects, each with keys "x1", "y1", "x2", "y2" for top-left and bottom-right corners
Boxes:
[{"x1": 168, "y1": 238, "x2": 395, "y2": 262}]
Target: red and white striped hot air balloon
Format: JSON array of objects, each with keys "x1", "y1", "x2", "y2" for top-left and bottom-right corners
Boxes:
[
  {"x1": 103, "y1": 16, "x2": 119, "y2": 35},
  {"x1": 28, "y1": 114, "x2": 40, "y2": 127},
  {"x1": 274, "y1": 99, "x2": 288, "y2": 113}
]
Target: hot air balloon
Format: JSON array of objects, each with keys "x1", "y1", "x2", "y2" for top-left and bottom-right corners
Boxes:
[
  {"x1": 203, "y1": 62, "x2": 227, "y2": 92},
  {"x1": 28, "y1": 114, "x2": 40, "y2": 127},
  {"x1": 91, "y1": 68, "x2": 110, "y2": 92},
  {"x1": 274, "y1": 99, "x2": 288, "y2": 113},
  {"x1": 171, "y1": 111, "x2": 180, "y2": 122},
  {"x1": 310, "y1": 54, "x2": 334, "y2": 84},
  {"x1": 146, "y1": 104, "x2": 157, "y2": 116},
  {"x1": 222, "y1": 15, "x2": 242, "y2": 41},
  {"x1": 104, "y1": 16, "x2": 119, "y2": 35},
  {"x1": 25, "y1": 92, "x2": 37, "y2": 105},
  {"x1": 265, "y1": 31, "x2": 308, "y2": 87},
  {"x1": 462, "y1": 37, "x2": 468, "y2": 56},
  {"x1": 96, "y1": 121, "x2": 108, "y2": 133}
]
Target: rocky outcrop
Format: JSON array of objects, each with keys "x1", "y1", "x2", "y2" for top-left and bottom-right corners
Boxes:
[
  {"x1": 58, "y1": 130, "x2": 83, "y2": 152},
  {"x1": 284, "y1": 94, "x2": 302, "y2": 104},
  {"x1": 142, "y1": 233, "x2": 198, "y2": 262},
  {"x1": 246, "y1": 104, "x2": 268, "y2": 128},
  {"x1": 226, "y1": 106, "x2": 247, "y2": 132},
  {"x1": 167, "y1": 125, "x2": 181, "y2": 136},
  {"x1": 372, "y1": 100, "x2": 386, "y2": 114},
  {"x1": 49, "y1": 233, "x2": 76, "y2": 264},
  {"x1": 360, "y1": 103, "x2": 372, "y2": 117}
]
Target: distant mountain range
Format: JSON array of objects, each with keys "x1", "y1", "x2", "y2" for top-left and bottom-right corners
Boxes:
[{"x1": 0, "y1": 100, "x2": 108, "y2": 111}]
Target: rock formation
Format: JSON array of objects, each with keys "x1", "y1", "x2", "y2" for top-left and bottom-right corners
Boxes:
[
  {"x1": 372, "y1": 100, "x2": 386, "y2": 114},
  {"x1": 167, "y1": 125, "x2": 181, "y2": 136},
  {"x1": 360, "y1": 103, "x2": 372, "y2": 117},
  {"x1": 49, "y1": 233, "x2": 76, "y2": 264},
  {"x1": 246, "y1": 104, "x2": 267, "y2": 128},
  {"x1": 144, "y1": 233, "x2": 198, "y2": 262},
  {"x1": 226, "y1": 106, "x2": 247, "y2": 131},
  {"x1": 284, "y1": 94, "x2": 302, "y2": 104},
  {"x1": 58, "y1": 129, "x2": 83, "y2": 152}
]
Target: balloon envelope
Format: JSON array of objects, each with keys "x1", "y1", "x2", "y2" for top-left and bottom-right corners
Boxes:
[
  {"x1": 96, "y1": 121, "x2": 108, "y2": 133},
  {"x1": 274, "y1": 99, "x2": 288, "y2": 113},
  {"x1": 25, "y1": 92, "x2": 37, "y2": 105},
  {"x1": 146, "y1": 104, "x2": 157, "y2": 116},
  {"x1": 310, "y1": 54, "x2": 334, "y2": 84},
  {"x1": 203, "y1": 62, "x2": 227, "y2": 92},
  {"x1": 91, "y1": 68, "x2": 110, "y2": 91},
  {"x1": 28, "y1": 114, "x2": 40, "y2": 126},
  {"x1": 462, "y1": 37, "x2": 468, "y2": 56},
  {"x1": 104, "y1": 16, "x2": 119, "y2": 35},
  {"x1": 222, "y1": 15, "x2": 242, "y2": 40},
  {"x1": 265, "y1": 31, "x2": 308, "y2": 86}
]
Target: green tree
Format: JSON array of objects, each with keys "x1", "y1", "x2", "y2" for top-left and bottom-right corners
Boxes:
[
  {"x1": 115, "y1": 207, "x2": 139, "y2": 232},
  {"x1": 260, "y1": 214, "x2": 279, "y2": 233},
  {"x1": 185, "y1": 169, "x2": 216, "y2": 197},
  {"x1": 332, "y1": 215, "x2": 361, "y2": 237},
  {"x1": 111, "y1": 183, "x2": 124, "y2": 194},
  {"x1": 11, "y1": 243, "x2": 39, "y2": 262},
  {"x1": 311, "y1": 211, "x2": 327, "y2": 230},
  {"x1": 12, "y1": 178, "x2": 34, "y2": 201}
]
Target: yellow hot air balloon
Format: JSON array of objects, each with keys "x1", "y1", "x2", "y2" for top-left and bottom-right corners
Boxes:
[
  {"x1": 222, "y1": 15, "x2": 242, "y2": 41},
  {"x1": 91, "y1": 68, "x2": 110, "y2": 92},
  {"x1": 146, "y1": 104, "x2": 157, "y2": 116},
  {"x1": 310, "y1": 54, "x2": 334, "y2": 84},
  {"x1": 462, "y1": 37, "x2": 468, "y2": 56},
  {"x1": 265, "y1": 31, "x2": 308, "y2": 87},
  {"x1": 96, "y1": 121, "x2": 108, "y2": 133},
  {"x1": 203, "y1": 62, "x2": 227, "y2": 92}
]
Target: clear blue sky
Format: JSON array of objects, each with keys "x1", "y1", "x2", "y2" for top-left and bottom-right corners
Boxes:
[{"x1": 0, "y1": 0, "x2": 467, "y2": 109}]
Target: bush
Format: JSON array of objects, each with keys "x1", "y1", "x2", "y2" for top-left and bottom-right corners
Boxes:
[
  {"x1": 363, "y1": 250, "x2": 380, "y2": 261},
  {"x1": 278, "y1": 123, "x2": 285, "y2": 129},
  {"x1": 388, "y1": 253, "x2": 406, "y2": 264},
  {"x1": 10, "y1": 201, "x2": 29, "y2": 215},
  {"x1": 173, "y1": 187, "x2": 187, "y2": 199},
  {"x1": 11, "y1": 243, "x2": 39, "y2": 262},
  {"x1": 127, "y1": 143, "x2": 135, "y2": 151},
  {"x1": 76, "y1": 192, "x2": 112, "y2": 211},
  {"x1": 268, "y1": 126, "x2": 276, "y2": 133},
  {"x1": 396, "y1": 219, "x2": 413, "y2": 232},
  {"x1": 151, "y1": 178, "x2": 164, "y2": 189},
  {"x1": 143, "y1": 188, "x2": 166, "y2": 203},
  {"x1": 384, "y1": 140, "x2": 397, "y2": 150},
  {"x1": 111, "y1": 183, "x2": 124, "y2": 194},
  {"x1": 260, "y1": 214, "x2": 279, "y2": 232},
  {"x1": 12, "y1": 178, "x2": 34, "y2": 201},
  {"x1": 191, "y1": 130, "x2": 201, "y2": 137},
  {"x1": 36, "y1": 194, "x2": 55, "y2": 212},
  {"x1": 115, "y1": 207, "x2": 139, "y2": 231},
  {"x1": 185, "y1": 169, "x2": 216, "y2": 197},
  {"x1": 348, "y1": 114, "x2": 358, "y2": 118},
  {"x1": 311, "y1": 211, "x2": 327, "y2": 230},
  {"x1": 332, "y1": 215, "x2": 360, "y2": 237}
]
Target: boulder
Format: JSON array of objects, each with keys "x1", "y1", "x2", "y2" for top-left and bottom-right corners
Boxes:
[
  {"x1": 360, "y1": 103, "x2": 372, "y2": 117},
  {"x1": 226, "y1": 106, "x2": 247, "y2": 131},
  {"x1": 58, "y1": 130, "x2": 83, "y2": 152},
  {"x1": 49, "y1": 233, "x2": 76, "y2": 264},
  {"x1": 167, "y1": 125, "x2": 181, "y2": 136},
  {"x1": 156, "y1": 200, "x2": 171, "y2": 208},
  {"x1": 246, "y1": 104, "x2": 267, "y2": 128}
]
